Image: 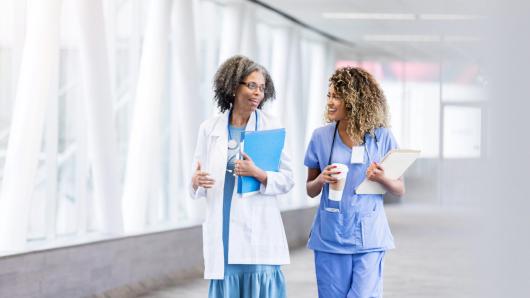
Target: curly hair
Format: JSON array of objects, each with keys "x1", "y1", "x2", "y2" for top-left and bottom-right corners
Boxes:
[
  {"x1": 325, "y1": 66, "x2": 389, "y2": 145},
  {"x1": 213, "y1": 55, "x2": 275, "y2": 113}
]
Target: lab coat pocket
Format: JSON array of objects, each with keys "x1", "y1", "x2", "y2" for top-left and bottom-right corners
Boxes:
[
  {"x1": 251, "y1": 205, "x2": 282, "y2": 245},
  {"x1": 319, "y1": 209, "x2": 344, "y2": 242},
  {"x1": 361, "y1": 210, "x2": 387, "y2": 249}
]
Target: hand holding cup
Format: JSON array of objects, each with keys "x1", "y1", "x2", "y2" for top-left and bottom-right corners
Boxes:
[
  {"x1": 319, "y1": 165, "x2": 341, "y2": 185},
  {"x1": 327, "y1": 163, "x2": 349, "y2": 201}
]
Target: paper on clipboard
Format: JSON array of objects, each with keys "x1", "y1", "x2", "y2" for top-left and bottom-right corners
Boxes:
[{"x1": 356, "y1": 149, "x2": 420, "y2": 194}]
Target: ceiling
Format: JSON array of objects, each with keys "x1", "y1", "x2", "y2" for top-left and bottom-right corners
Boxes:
[{"x1": 259, "y1": 0, "x2": 485, "y2": 61}]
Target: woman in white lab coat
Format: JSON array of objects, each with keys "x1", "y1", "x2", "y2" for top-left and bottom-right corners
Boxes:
[{"x1": 189, "y1": 55, "x2": 294, "y2": 298}]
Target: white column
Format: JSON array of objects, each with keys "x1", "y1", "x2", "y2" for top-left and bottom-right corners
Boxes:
[
  {"x1": 0, "y1": 0, "x2": 61, "y2": 252},
  {"x1": 283, "y1": 29, "x2": 305, "y2": 208},
  {"x1": 75, "y1": 0, "x2": 123, "y2": 234},
  {"x1": 199, "y1": 0, "x2": 221, "y2": 116},
  {"x1": 305, "y1": 42, "x2": 327, "y2": 143},
  {"x1": 267, "y1": 26, "x2": 290, "y2": 117},
  {"x1": 268, "y1": 26, "x2": 302, "y2": 209},
  {"x1": 302, "y1": 41, "x2": 329, "y2": 207},
  {"x1": 12, "y1": 0, "x2": 26, "y2": 90},
  {"x1": 239, "y1": 3, "x2": 258, "y2": 60},
  {"x1": 169, "y1": 0, "x2": 205, "y2": 223},
  {"x1": 218, "y1": 0, "x2": 244, "y2": 63},
  {"x1": 122, "y1": 0, "x2": 171, "y2": 233}
]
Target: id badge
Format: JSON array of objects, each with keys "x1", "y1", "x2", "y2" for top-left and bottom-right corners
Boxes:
[{"x1": 350, "y1": 146, "x2": 364, "y2": 164}]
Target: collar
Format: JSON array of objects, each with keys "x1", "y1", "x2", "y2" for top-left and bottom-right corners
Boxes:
[{"x1": 210, "y1": 110, "x2": 259, "y2": 137}]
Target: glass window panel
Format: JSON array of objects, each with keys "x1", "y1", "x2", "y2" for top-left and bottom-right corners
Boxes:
[
  {"x1": 28, "y1": 161, "x2": 48, "y2": 240},
  {"x1": 442, "y1": 62, "x2": 485, "y2": 103},
  {"x1": 0, "y1": 49, "x2": 13, "y2": 126},
  {"x1": 0, "y1": 48, "x2": 12, "y2": 190},
  {"x1": 197, "y1": 0, "x2": 222, "y2": 103},
  {"x1": 86, "y1": 167, "x2": 100, "y2": 233},
  {"x1": 381, "y1": 82, "x2": 402, "y2": 143},
  {"x1": 56, "y1": 157, "x2": 78, "y2": 235},
  {"x1": 0, "y1": 0, "x2": 14, "y2": 42},
  {"x1": 115, "y1": 46, "x2": 130, "y2": 89},
  {"x1": 406, "y1": 82, "x2": 440, "y2": 157},
  {"x1": 115, "y1": 0, "x2": 133, "y2": 40},
  {"x1": 57, "y1": 85, "x2": 80, "y2": 235},
  {"x1": 256, "y1": 23, "x2": 272, "y2": 70},
  {"x1": 115, "y1": 100, "x2": 131, "y2": 176},
  {"x1": 443, "y1": 106, "x2": 481, "y2": 158}
]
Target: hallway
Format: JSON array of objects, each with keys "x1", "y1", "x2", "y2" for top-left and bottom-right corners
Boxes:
[{"x1": 139, "y1": 204, "x2": 477, "y2": 298}]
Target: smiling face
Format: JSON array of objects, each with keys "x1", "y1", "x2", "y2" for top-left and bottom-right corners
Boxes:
[
  {"x1": 326, "y1": 84, "x2": 348, "y2": 122},
  {"x1": 233, "y1": 70, "x2": 265, "y2": 113}
]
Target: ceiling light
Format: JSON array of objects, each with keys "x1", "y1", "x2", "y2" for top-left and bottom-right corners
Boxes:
[
  {"x1": 322, "y1": 12, "x2": 485, "y2": 21},
  {"x1": 322, "y1": 12, "x2": 416, "y2": 20},
  {"x1": 362, "y1": 35, "x2": 480, "y2": 43},
  {"x1": 363, "y1": 35, "x2": 441, "y2": 42},
  {"x1": 419, "y1": 14, "x2": 484, "y2": 21},
  {"x1": 444, "y1": 36, "x2": 481, "y2": 42}
]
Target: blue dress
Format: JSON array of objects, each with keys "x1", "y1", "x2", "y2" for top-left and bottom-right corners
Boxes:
[{"x1": 208, "y1": 125, "x2": 286, "y2": 298}]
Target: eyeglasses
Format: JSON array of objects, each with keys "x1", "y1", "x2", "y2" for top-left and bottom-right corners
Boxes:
[{"x1": 240, "y1": 81, "x2": 266, "y2": 93}]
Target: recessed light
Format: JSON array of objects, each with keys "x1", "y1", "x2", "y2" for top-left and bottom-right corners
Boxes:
[
  {"x1": 322, "y1": 12, "x2": 416, "y2": 20},
  {"x1": 419, "y1": 14, "x2": 484, "y2": 21}
]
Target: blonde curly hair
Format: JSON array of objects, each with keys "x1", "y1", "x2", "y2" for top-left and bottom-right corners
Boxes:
[{"x1": 325, "y1": 66, "x2": 390, "y2": 144}]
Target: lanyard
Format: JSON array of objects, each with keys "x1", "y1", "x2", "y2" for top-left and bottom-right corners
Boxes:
[
  {"x1": 228, "y1": 109, "x2": 258, "y2": 140},
  {"x1": 327, "y1": 121, "x2": 379, "y2": 165}
]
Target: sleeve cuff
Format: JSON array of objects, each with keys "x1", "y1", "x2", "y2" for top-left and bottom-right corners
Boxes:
[
  {"x1": 189, "y1": 184, "x2": 206, "y2": 199},
  {"x1": 259, "y1": 171, "x2": 273, "y2": 195}
]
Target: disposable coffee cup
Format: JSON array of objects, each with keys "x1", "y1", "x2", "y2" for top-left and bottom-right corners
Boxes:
[{"x1": 328, "y1": 163, "x2": 349, "y2": 201}]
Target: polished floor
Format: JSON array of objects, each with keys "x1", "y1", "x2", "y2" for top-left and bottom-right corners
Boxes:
[{"x1": 139, "y1": 204, "x2": 478, "y2": 298}]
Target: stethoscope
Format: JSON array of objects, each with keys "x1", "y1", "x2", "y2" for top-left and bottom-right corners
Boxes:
[
  {"x1": 227, "y1": 109, "x2": 258, "y2": 150},
  {"x1": 325, "y1": 121, "x2": 380, "y2": 211},
  {"x1": 327, "y1": 121, "x2": 379, "y2": 166},
  {"x1": 226, "y1": 109, "x2": 258, "y2": 175}
]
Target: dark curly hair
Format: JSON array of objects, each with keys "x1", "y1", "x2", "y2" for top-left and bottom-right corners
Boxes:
[
  {"x1": 213, "y1": 55, "x2": 275, "y2": 113},
  {"x1": 325, "y1": 66, "x2": 389, "y2": 145}
]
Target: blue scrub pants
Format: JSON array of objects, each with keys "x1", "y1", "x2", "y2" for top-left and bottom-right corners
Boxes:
[{"x1": 314, "y1": 250, "x2": 385, "y2": 298}]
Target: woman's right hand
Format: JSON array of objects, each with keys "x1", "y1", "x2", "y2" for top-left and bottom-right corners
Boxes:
[
  {"x1": 192, "y1": 162, "x2": 215, "y2": 190},
  {"x1": 317, "y1": 165, "x2": 341, "y2": 185}
]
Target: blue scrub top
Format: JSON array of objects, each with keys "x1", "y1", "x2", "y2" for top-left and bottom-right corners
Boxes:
[{"x1": 304, "y1": 123, "x2": 398, "y2": 254}]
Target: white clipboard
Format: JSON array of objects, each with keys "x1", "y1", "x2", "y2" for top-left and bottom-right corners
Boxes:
[{"x1": 356, "y1": 149, "x2": 420, "y2": 195}]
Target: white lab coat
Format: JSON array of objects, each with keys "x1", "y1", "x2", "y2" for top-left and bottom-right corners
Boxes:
[{"x1": 189, "y1": 109, "x2": 295, "y2": 279}]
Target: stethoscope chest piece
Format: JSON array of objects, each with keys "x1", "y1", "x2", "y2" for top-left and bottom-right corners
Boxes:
[{"x1": 227, "y1": 139, "x2": 238, "y2": 150}]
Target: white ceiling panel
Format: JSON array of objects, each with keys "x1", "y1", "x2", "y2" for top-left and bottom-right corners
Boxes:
[{"x1": 257, "y1": 0, "x2": 485, "y2": 61}]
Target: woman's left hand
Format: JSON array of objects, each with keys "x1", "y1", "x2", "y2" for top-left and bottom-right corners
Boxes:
[
  {"x1": 235, "y1": 152, "x2": 259, "y2": 177},
  {"x1": 366, "y1": 162, "x2": 386, "y2": 183}
]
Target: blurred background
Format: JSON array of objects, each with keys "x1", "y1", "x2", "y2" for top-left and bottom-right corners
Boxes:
[{"x1": 0, "y1": 0, "x2": 528, "y2": 297}]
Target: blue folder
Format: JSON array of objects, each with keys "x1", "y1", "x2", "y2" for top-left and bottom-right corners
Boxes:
[{"x1": 237, "y1": 128, "x2": 286, "y2": 196}]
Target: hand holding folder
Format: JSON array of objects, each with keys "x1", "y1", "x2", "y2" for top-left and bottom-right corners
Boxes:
[
  {"x1": 237, "y1": 128, "x2": 286, "y2": 196},
  {"x1": 356, "y1": 149, "x2": 420, "y2": 194}
]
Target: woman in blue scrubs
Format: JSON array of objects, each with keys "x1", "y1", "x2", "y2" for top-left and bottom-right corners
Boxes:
[{"x1": 304, "y1": 66, "x2": 405, "y2": 298}]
